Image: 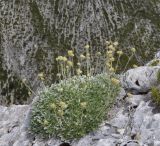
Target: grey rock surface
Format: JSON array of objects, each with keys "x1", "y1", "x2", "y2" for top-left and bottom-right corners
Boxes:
[
  {"x1": 121, "y1": 66, "x2": 160, "y2": 94},
  {"x1": 155, "y1": 51, "x2": 160, "y2": 59}
]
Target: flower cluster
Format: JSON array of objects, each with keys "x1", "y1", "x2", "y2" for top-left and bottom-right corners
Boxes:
[{"x1": 105, "y1": 41, "x2": 121, "y2": 73}]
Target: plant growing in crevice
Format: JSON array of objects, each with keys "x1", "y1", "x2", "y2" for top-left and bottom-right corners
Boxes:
[
  {"x1": 151, "y1": 86, "x2": 160, "y2": 105},
  {"x1": 157, "y1": 70, "x2": 160, "y2": 84}
]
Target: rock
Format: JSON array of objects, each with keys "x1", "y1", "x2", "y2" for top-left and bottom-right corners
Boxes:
[
  {"x1": 110, "y1": 109, "x2": 129, "y2": 129},
  {"x1": 154, "y1": 141, "x2": 160, "y2": 146},
  {"x1": 121, "y1": 66, "x2": 160, "y2": 94},
  {"x1": 155, "y1": 51, "x2": 160, "y2": 59},
  {"x1": 126, "y1": 94, "x2": 151, "y2": 107},
  {"x1": 96, "y1": 138, "x2": 117, "y2": 146}
]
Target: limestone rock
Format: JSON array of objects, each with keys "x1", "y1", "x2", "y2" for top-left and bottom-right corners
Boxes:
[{"x1": 121, "y1": 66, "x2": 160, "y2": 94}]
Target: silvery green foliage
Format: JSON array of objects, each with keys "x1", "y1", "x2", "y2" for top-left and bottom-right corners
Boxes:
[{"x1": 30, "y1": 74, "x2": 120, "y2": 140}]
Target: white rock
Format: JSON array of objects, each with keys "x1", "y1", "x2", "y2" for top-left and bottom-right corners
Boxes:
[
  {"x1": 121, "y1": 66, "x2": 160, "y2": 93},
  {"x1": 96, "y1": 138, "x2": 116, "y2": 146}
]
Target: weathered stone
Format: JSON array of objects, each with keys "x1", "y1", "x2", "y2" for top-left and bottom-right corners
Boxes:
[
  {"x1": 121, "y1": 66, "x2": 160, "y2": 94},
  {"x1": 110, "y1": 109, "x2": 129, "y2": 129},
  {"x1": 155, "y1": 51, "x2": 160, "y2": 59},
  {"x1": 96, "y1": 138, "x2": 117, "y2": 146}
]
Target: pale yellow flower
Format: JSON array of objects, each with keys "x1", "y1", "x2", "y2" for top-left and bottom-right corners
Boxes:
[
  {"x1": 133, "y1": 64, "x2": 138, "y2": 68},
  {"x1": 108, "y1": 45, "x2": 114, "y2": 50},
  {"x1": 80, "y1": 54, "x2": 86, "y2": 59},
  {"x1": 62, "y1": 56, "x2": 67, "y2": 62},
  {"x1": 127, "y1": 93, "x2": 133, "y2": 97},
  {"x1": 77, "y1": 62, "x2": 81, "y2": 66},
  {"x1": 110, "y1": 57, "x2": 115, "y2": 62},
  {"x1": 28, "y1": 91, "x2": 32, "y2": 95},
  {"x1": 106, "y1": 63, "x2": 111, "y2": 67},
  {"x1": 67, "y1": 61, "x2": 73, "y2": 67},
  {"x1": 68, "y1": 50, "x2": 74, "y2": 57},
  {"x1": 22, "y1": 78, "x2": 26, "y2": 83},
  {"x1": 96, "y1": 52, "x2": 101, "y2": 56},
  {"x1": 113, "y1": 41, "x2": 119, "y2": 46},
  {"x1": 59, "y1": 101, "x2": 68, "y2": 109},
  {"x1": 43, "y1": 119, "x2": 49, "y2": 125},
  {"x1": 76, "y1": 68, "x2": 82, "y2": 75},
  {"x1": 56, "y1": 73, "x2": 61, "y2": 77},
  {"x1": 131, "y1": 48, "x2": 136, "y2": 53},
  {"x1": 106, "y1": 41, "x2": 110, "y2": 45},
  {"x1": 50, "y1": 103, "x2": 56, "y2": 109},
  {"x1": 87, "y1": 73, "x2": 91, "y2": 77},
  {"x1": 109, "y1": 67, "x2": 115, "y2": 72},
  {"x1": 84, "y1": 44, "x2": 90, "y2": 49},
  {"x1": 108, "y1": 53, "x2": 113, "y2": 58},
  {"x1": 111, "y1": 47, "x2": 116, "y2": 51},
  {"x1": 80, "y1": 102, "x2": 87, "y2": 109},
  {"x1": 107, "y1": 51, "x2": 113, "y2": 54},
  {"x1": 56, "y1": 56, "x2": 63, "y2": 61},
  {"x1": 57, "y1": 88, "x2": 63, "y2": 92},
  {"x1": 86, "y1": 53, "x2": 90, "y2": 58},
  {"x1": 117, "y1": 50, "x2": 123, "y2": 56},
  {"x1": 38, "y1": 72, "x2": 45, "y2": 80},
  {"x1": 111, "y1": 78, "x2": 120, "y2": 85},
  {"x1": 57, "y1": 110, "x2": 64, "y2": 117}
]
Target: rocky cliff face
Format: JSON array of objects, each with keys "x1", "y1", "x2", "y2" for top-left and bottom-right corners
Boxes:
[{"x1": 1, "y1": 0, "x2": 160, "y2": 104}]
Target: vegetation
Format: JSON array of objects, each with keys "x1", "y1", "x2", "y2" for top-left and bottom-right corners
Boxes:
[
  {"x1": 29, "y1": 41, "x2": 136, "y2": 140},
  {"x1": 157, "y1": 70, "x2": 160, "y2": 83},
  {"x1": 148, "y1": 59, "x2": 160, "y2": 66},
  {"x1": 151, "y1": 86, "x2": 160, "y2": 105},
  {"x1": 30, "y1": 74, "x2": 120, "y2": 140}
]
